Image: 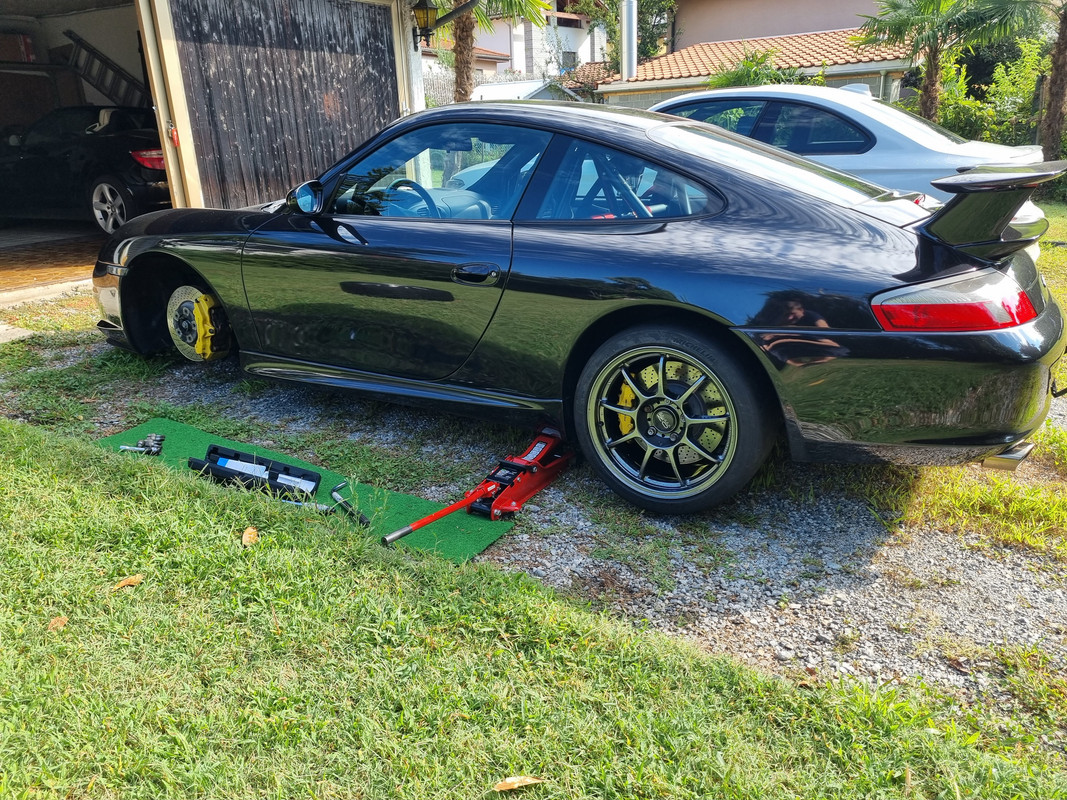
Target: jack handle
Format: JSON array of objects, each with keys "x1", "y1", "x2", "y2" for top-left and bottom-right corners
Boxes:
[{"x1": 382, "y1": 482, "x2": 498, "y2": 546}]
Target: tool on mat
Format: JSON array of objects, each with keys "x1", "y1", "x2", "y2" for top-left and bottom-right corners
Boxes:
[
  {"x1": 331, "y1": 481, "x2": 372, "y2": 526},
  {"x1": 188, "y1": 447, "x2": 370, "y2": 525},
  {"x1": 283, "y1": 481, "x2": 370, "y2": 526},
  {"x1": 188, "y1": 444, "x2": 322, "y2": 499},
  {"x1": 382, "y1": 427, "x2": 572, "y2": 546},
  {"x1": 119, "y1": 434, "x2": 165, "y2": 456}
]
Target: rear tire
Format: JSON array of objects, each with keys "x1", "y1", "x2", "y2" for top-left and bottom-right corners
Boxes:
[
  {"x1": 90, "y1": 175, "x2": 141, "y2": 234},
  {"x1": 574, "y1": 326, "x2": 776, "y2": 514}
]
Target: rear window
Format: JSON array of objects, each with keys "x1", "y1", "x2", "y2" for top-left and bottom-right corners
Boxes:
[
  {"x1": 855, "y1": 99, "x2": 968, "y2": 146},
  {"x1": 649, "y1": 122, "x2": 886, "y2": 208}
]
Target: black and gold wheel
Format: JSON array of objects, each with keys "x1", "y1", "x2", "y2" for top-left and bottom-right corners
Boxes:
[
  {"x1": 165, "y1": 285, "x2": 231, "y2": 362},
  {"x1": 574, "y1": 326, "x2": 775, "y2": 514}
]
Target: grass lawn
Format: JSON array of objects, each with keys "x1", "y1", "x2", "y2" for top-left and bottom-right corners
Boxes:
[
  {"x1": 1, "y1": 208, "x2": 1066, "y2": 796},
  {"x1": 1, "y1": 420, "x2": 1065, "y2": 799}
]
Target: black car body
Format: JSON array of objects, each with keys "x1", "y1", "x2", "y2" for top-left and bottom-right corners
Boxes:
[
  {"x1": 0, "y1": 105, "x2": 170, "y2": 234},
  {"x1": 92, "y1": 102, "x2": 1067, "y2": 513}
]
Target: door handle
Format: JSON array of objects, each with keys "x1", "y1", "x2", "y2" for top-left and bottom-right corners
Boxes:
[{"x1": 451, "y1": 263, "x2": 501, "y2": 285}]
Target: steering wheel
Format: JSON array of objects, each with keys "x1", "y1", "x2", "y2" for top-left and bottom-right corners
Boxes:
[{"x1": 387, "y1": 178, "x2": 440, "y2": 218}]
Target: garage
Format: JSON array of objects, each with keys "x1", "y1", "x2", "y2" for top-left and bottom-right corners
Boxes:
[{"x1": 0, "y1": 0, "x2": 418, "y2": 289}]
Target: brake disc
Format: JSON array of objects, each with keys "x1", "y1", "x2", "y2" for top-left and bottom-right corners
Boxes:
[{"x1": 166, "y1": 285, "x2": 229, "y2": 362}]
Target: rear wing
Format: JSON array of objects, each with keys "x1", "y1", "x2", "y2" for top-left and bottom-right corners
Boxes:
[{"x1": 918, "y1": 161, "x2": 1067, "y2": 260}]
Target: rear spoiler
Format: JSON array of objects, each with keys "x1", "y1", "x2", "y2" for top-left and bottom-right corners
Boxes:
[{"x1": 918, "y1": 161, "x2": 1067, "y2": 260}]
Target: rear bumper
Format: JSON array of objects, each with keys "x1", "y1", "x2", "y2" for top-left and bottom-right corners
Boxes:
[
  {"x1": 124, "y1": 167, "x2": 170, "y2": 213},
  {"x1": 739, "y1": 297, "x2": 1067, "y2": 465}
]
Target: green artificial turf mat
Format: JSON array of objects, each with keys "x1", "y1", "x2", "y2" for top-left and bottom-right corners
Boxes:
[{"x1": 96, "y1": 418, "x2": 512, "y2": 563}]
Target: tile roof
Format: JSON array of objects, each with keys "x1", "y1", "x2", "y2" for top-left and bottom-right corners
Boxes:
[
  {"x1": 424, "y1": 35, "x2": 510, "y2": 61},
  {"x1": 600, "y1": 28, "x2": 910, "y2": 85},
  {"x1": 561, "y1": 61, "x2": 612, "y2": 89}
]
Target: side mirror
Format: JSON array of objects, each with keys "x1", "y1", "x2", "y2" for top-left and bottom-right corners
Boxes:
[{"x1": 286, "y1": 180, "x2": 324, "y2": 214}]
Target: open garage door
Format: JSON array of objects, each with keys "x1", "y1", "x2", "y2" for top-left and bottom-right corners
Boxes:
[{"x1": 137, "y1": 0, "x2": 412, "y2": 210}]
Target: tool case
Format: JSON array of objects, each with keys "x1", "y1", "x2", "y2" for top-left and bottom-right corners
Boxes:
[{"x1": 188, "y1": 445, "x2": 321, "y2": 499}]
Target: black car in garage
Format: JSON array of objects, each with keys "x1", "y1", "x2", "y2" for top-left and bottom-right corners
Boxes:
[{"x1": 0, "y1": 105, "x2": 170, "y2": 234}]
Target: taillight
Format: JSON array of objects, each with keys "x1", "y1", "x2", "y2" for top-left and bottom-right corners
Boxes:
[
  {"x1": 871, "y1": 268, "x2": 1038, "y2": 332},
  {"x1": 131, "y1": 148, "x2": 165, "y2": 170}
]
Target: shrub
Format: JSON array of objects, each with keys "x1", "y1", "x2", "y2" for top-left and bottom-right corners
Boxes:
[
  {"x1": 985, "y1": 38, "x2": 1048, "y2": 146},
  {"x1": 898, "y1": 61, "x2": 995, "y2": 141},
  {"x1": 708, "y1": 50, "x2": 824, "y2": 88}
]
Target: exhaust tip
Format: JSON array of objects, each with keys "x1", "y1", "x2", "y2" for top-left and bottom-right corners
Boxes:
[{"x1": 981, "y1": 441, "x2": 1035, "y2": 472}]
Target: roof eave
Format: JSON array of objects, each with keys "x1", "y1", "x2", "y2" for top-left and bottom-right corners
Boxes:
[
  {"x1": 596, "y1": 76, "x2": 710, "y2": 95},
  {"x1": 597, "y1": 59, "x2": 913, "y2": 94}
]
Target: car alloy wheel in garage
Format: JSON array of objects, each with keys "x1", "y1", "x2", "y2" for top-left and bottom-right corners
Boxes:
[{"x1": 90, "y1": 176, "x2": 140, "y2": 234}]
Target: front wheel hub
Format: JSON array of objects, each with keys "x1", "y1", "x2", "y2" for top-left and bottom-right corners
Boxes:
[
  {"x1": 641, "y1": 400, "x2": 684, "y2": 444},
  {"x1": 166, "y1": 285, "x2": 231, "y2": 362}
]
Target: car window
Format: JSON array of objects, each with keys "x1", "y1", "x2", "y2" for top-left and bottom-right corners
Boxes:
[
  {"x1": 649, "y1": 122, "x2": 886, "y2": 208},
  {"x1": 23, "y1": 108, "x2": 100, "y2": 147},
  {"x1": 662, "y1": 99, "x2": 767, "y2": 137},
  {"x1": 328, "y1": 123, "x2": 552, "y2": 221},
  {"x1": 752, "y1": 102, "x2": 872, "y2": 155},
  {"x1": 530, "y1": 138, "x2": 722, "y2": 221}
]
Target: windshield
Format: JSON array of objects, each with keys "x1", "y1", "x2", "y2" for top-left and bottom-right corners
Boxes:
[{"x1": 649, "y1": 121, "x2": 888, "y2": 207}]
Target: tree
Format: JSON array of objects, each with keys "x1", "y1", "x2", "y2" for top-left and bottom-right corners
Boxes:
[
  {"x1": 566, "y1": 0, "x2": 677, "y2": 74},
  {"x1": 1038, "y1": 2, "x2": 1067, "y2": 159},
  {"x1": 855, "y1": 0, "x2": 1038, "y2": 121},
  {"x1": 443, "y1": 0, "x2": 551, "y2": 104}
]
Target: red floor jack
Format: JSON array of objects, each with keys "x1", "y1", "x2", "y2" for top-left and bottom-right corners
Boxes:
[{"x1": 382, "y1": 427, "x2": 573, "y2": 546}]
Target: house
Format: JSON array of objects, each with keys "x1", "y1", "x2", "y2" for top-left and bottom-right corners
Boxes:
[
  {"x1": 477, "y1": 1, "x2": 606, "y2": 78},
  {"x1": 421, "y1": 0, "x2": 606, "y2": 87},
  {"x1": 596, "y1": 28, "x2": 911, "y2": 108},
  {"x1": 672, "y1": 0, "x2": 882, "y2": 49}
]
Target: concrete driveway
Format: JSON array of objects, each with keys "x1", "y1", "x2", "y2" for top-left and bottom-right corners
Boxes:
[{"x1": 0, "y1": 220, "x2": 103, "y2": 342}]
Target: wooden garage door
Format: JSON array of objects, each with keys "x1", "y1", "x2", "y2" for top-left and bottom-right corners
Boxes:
[{"x1": 169, "y1": 0, "x2": 399, "y2": 208}]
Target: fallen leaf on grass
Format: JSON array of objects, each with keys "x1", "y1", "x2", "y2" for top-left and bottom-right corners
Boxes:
[
  {"x1": 47, "y1": 616, "x2": 68, "y2": 631},
  {"x1": 493, "y1": 777, "x2": 546, "y2": 792},
  {"x1": 111, "y1": 575, "x2": 144, "y2": 592},
  {"x1": 242, "y1": 527, "x2": 259, "y2": 547}
]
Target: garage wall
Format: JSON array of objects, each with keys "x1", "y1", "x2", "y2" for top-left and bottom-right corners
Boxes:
[
  {"x1": 36, "y1": 5, "x2": 144, "y2": 104},
  {"x1": 168, "y1": 0, "x2": 400, "y2": 209}
]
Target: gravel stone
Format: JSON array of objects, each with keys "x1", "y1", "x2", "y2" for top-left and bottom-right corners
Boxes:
[{"x1": 479, "y1": 393, "x2": 1067, "y2": 726}]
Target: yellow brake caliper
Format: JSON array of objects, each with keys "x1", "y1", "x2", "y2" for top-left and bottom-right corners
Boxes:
[
  {"x1": 618, "y1": 380, "x2": 636, "y2": 434},
  {"x1": 169, "y1": 286, "x2": 230, "y2": 362},
  {"x1": 190, "y1": 293, "x2": 228, "y2": 360}
]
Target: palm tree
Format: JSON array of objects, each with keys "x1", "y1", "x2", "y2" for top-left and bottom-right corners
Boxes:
[
  {"x1": 855, "y1": 0, "x2": 1039, "y2": 121},
  {"x1": 1036, "y1": 2, "x2": 1067, "y2": 160},
  {"x1": 440, "y1": 0, "x2": 552, "y2": 104}
]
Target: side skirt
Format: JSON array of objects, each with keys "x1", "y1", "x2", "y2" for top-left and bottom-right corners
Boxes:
[{"x1": 239, "y1": 351, "x2": 561, "y2": 422}]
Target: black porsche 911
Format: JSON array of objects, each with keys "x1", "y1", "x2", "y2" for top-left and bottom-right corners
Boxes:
[{"x1": 93, "y1": 102, "x2": 1066, "y2": 513}]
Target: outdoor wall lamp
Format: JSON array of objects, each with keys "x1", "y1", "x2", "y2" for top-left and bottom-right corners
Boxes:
[{"x1": 412, "y1": 0, "x2": 439, "y2": 49}]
